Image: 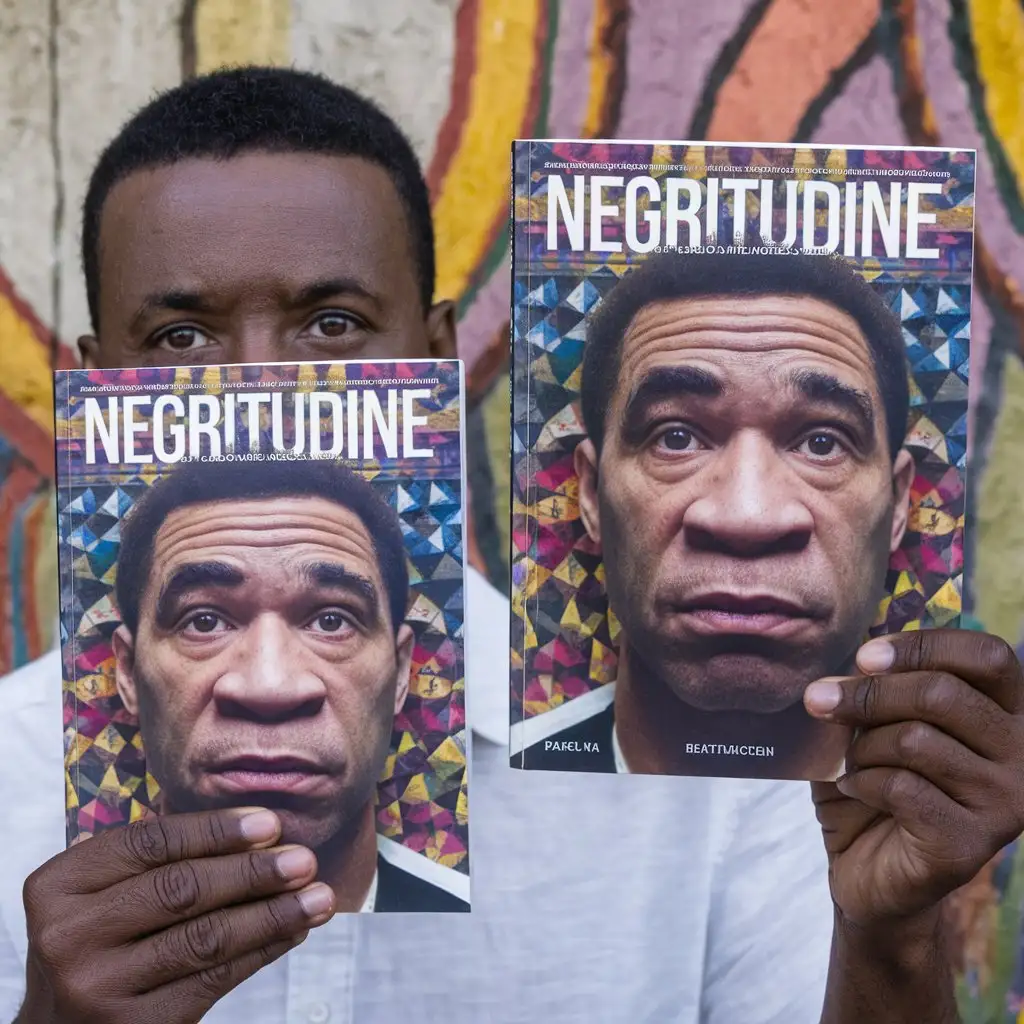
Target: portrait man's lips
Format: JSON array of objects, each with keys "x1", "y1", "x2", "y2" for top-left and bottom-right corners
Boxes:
[
  {"x1": 207, "y1": 754, "x2": 335, "y2": 795},
  {"x1": 668, "y1": 592, "x2": 822, "y2": 638}
]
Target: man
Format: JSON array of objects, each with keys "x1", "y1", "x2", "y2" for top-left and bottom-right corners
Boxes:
[
  {"x1": 1, "y1": 66, "x2": 1022, "y2": 1024},
  {"x1": 107, "y1": 457, "x2": 466, "y2": 914},
  {"x1": 520, "y1": 250, "x2": 914, "y2": 782}
]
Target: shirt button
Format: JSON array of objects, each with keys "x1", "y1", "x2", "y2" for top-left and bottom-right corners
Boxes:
[{"x1": 308, "y1": 1003, "x2": 330, "y2": 1023}]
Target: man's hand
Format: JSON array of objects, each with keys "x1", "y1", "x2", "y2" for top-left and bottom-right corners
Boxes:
[
  {"x1": 804, "y1": 629, "x2": 1024, "y2": 1024},
  {"x1": 16, "y1": 807, "x2": 336, "y2": 1024},
  {"x1": 804, "y1": 629, "x2": 1024, "y2": 925}
]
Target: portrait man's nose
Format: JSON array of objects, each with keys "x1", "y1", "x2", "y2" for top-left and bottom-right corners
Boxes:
[
  {"x1": 212, "y1": 616, "x2": 329, "y2": 723},
  {"x1": 682, "y1": 433, "x2": 815, "y2": 556}
]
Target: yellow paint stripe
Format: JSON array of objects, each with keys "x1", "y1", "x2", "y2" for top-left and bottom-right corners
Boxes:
[
  {"x1": 193, "y1": 0, "x2": 291, "y2": 73},
  {"x1": 969, "y1": 0, "x2": 1024, "y2": 193},
  {"x1": 581, "y1": 0, "x2": 615, "y2": 137},
  {"x1": 432, "y1": 0, "x2": 544, "y2": 303},
  {"x1": 0, "y1": 292, "x2": 54, "y2": 435}
]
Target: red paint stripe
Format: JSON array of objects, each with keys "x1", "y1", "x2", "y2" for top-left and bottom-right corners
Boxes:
[
  {"x1": 55, "y1": 341, "x2": 79, "y2": 370},
  {"x1": 0, "y1": 390, "x2": 54, "y2": 479},
  {"x1": 0, "y1": 464, "x2": 44, "y2": 673},
  {"x1": 426, "y1": 0, "x2": 481, "y2": 200}
]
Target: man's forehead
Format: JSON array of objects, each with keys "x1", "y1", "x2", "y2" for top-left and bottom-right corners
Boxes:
[
  {"x1": 102, "y1": 150, "x2": 403, "y2": 227},
  {"x1": 149, "y1": 495, "x2": 384, "y2": 583},
  {"x1": 97, "y1": 151, "x2": 411, "y2": 279},
  {"x1": 615, "y1": 293, "x2": 878, "y2": 389}
]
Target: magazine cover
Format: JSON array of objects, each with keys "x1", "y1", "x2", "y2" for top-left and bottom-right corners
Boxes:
[
  {"x1": 56, "y1": 358, "x2": 470, "y2": 913},
  {"x1": 510, "y1": 141, "x2": 974, "y2": 782}
]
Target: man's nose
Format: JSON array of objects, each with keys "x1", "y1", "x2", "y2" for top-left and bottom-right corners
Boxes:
[
  {"x1": 682, "y1": 433, "x2": 814, "y2": 555},
  {"x1": 212, "y1": 615, "x2": 327, "y2": 722},
  {"x1": 230, "y1": 332, "x2": 285, "y2": 366}
]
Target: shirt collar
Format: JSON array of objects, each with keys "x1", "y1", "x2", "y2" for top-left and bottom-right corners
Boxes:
[
  {"x1": 360, "y1": 868, "x2": 379, "y2": 913},
  {"x1": 611, "y1": 723, "x2": 630, "y2": 774}
]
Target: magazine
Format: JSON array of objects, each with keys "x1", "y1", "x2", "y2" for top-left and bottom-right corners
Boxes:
[
  {"x1": 510, "y1": 140, "x2": 974, "y2": 782},
  {"x1": 55, "y1": 358, "x2": 470, "y2": 912}
]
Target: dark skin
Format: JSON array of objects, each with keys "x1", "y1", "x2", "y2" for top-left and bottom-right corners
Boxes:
[
  {"x1": 19, "y1": 146, "x2": 1020, "y2": 1023},
  {"x1": 808, "y1": 630, "x2": 1024, "y2": 1022},
  {"x1": 17, "y1": 151, "x2": 453, "y2": 1024}
]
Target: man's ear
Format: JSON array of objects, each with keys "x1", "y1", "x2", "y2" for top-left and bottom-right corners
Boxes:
[
  {"x1": 112, "y1": 624, "x2": 139, "y2": 716},
  {"x1": 425, "y1": 300, "x2": 457, "y2": 359},
  {"x1": 77, "y1": 335, "x2": 100, "y2": 368},
  {"x1": 393, "y1": 623, "x2": 414, "y2": 716},
  {"x1": 889, "y1": 447, "x2": 915, "y2": 553},
  {"x1": 574, "y1": 439, "x2": 602, "y2": 545}
]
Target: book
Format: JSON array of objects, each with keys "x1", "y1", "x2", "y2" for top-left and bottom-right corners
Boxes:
[
  {"x1": 510, "y1": 140, "x2": 974, "y2": 782},
  {"x1": 55, "y1": 358, "x2": 470, "y2": 912}
]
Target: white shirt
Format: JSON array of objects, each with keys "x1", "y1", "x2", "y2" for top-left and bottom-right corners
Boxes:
[{"x1": 0, "y1": 567, "x2": 834, "y2": 1023}]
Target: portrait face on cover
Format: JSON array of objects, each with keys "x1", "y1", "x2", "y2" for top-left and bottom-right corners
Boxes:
[
  {"x1": 574, "y1": 256, "x2": 915, "y2": 716},
  {"x1": 111, "y1": 462, "x2": 414, "y2": 854}
]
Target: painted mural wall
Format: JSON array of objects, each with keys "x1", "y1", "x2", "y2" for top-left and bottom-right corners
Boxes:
[{"x1": 1, "y1": 0, "x2": 1023, "y2": 1018}]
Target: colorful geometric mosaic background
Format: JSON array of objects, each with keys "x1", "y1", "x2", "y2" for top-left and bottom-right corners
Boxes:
[
  {"x1": 511, "y1": 142, "x2": 972, "y2": 726},
  {"x1": 55, "y1": 360, "x2": 469, "y2": 878}
]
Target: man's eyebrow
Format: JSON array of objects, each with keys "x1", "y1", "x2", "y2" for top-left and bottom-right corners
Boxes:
[
  {"x1": 129, "y1": 290, "x2": 216, "y2": 332},
  {"x1": 789, "y1": 369, "x2": 875, "y2": 437},
  {"x1": 301, "y1": 561, "x2": 381, "y2": 620},
  {"x1": 620, "y1": 365, "x2": 723, "y2": 445},
  {"x1": 287, "y1": 278, "x2": 382, "y2": 312},
  {"x1": 154, "y1": 560, "x2": 244, "y2": 627}
]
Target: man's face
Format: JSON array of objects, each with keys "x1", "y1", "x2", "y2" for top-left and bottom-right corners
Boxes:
[
  {"x1": 112, "y1": 496, "x2": 413, "y2": 850},
  {"x1": 576, "y1": 293, "x2": 914, "y2": 714},
  {"x1": 81, "y1": 150, "x2": 454, "y2": 367}
]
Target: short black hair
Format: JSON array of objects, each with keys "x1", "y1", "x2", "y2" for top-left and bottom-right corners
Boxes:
[
  {"x1": 579, "y1": 250, "x2": 910, "y2": 460},
  {"x1": 114, "y1": 458, "x2": 409, "y2": 637},
  {"x1": 82, "y1": 65, "x2": 435, "y2": 331}
]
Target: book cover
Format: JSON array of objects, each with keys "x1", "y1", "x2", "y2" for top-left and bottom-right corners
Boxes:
[
  {"x1": 55, "y1": 358, "x2": 470, "y2": 912},
  {"x1": 510, "y1": 141, "x2": 974, "y2": 782}
]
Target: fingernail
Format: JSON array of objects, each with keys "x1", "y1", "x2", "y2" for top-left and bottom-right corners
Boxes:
[
  {"x1": 805, "y1": 680, "x2": 843, "y2": 715},
  {"x1": 857, "y1": 639, "x2": 895, "y2": 673},
  {"x1": 239, "y1": 810, "x2": 279, "y2": 843},
  {"x1": 276, "y1": 847, "x2": 316, "y2": 881},
  {"x1": 297, "y1": 883, "x2": 335, "y2": 919}
]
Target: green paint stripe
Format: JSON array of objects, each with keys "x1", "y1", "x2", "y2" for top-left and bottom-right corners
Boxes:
[{"x1": 948, "y1": 0, "x2": 1024, "y2": 233}]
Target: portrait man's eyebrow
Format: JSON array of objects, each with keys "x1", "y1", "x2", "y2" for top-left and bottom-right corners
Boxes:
[
  {"x1": 300, "y1": 561, "x2": 381, "y2": 618},
  {"x1": 154, "y1": 560, "x2": 244, "y2": 626},
  {"x1": 620, "y1": 365, "x2": 722, "y2": 444},
  {"x1": 788, "y1": 368, "x2": 876, "y2": 439}
]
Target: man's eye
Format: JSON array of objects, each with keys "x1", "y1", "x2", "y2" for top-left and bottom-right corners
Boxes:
[
  {"x1": 305, "y1": 312, "x2": 365, "y2": 340},
  {"x1": 655, "y1": 427, "x2": 703, "y2": 453},
  {"x1": 182, "y1": 612, "x2": 229, "y2": 636},
  {"x1": 308, "y1": 610, "x2": 353, "y2": 634},
  {"x1": 798, "y1": 432, "x2": 844, "y2": 459},
  {"x1": 155, "y1": 326, "x2": 214, "y2": 352}
]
